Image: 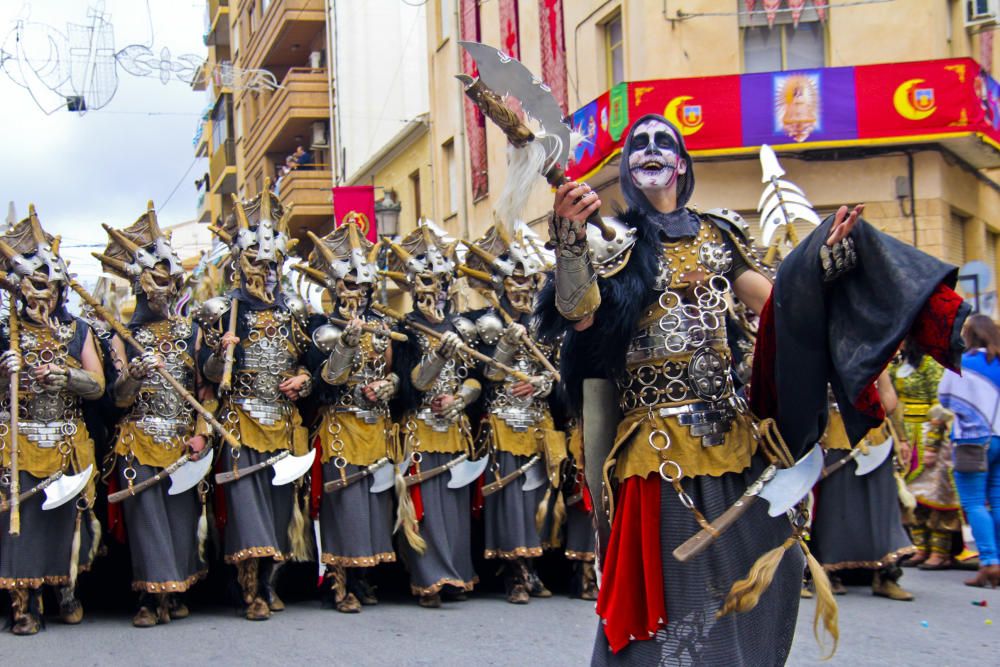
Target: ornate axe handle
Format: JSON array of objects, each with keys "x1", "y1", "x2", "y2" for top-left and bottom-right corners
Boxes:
[{"x1": 457, "y1": 76, "x2": 614, "y2": 242}]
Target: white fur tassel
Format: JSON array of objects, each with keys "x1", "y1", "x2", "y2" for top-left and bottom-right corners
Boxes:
[
  {"x1": 197, "y1": 503, "x2": 208, "y2": 563},
  {"x1": 495, "y1": 142, "x2": 548, "y2": 237},
  {"x1": 87, "y1": 510, "x2": 102, "y2": 565},
  {"x1": 287, "y1": 482, "x2": 312, "y2": 562},
  {"x1": 68, "y1": 510, "x2": 83, "y2": 588},
  {"x1": 394, "y1": 467, "x2": 426, "y2": 554}
]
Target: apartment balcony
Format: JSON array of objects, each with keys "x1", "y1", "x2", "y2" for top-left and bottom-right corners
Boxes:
[
  {"x1": 205, "y1": 0, "x2": 230, "y2": 47},
  {"x1": 210, "y1": 138, "x2": 238, "y2": 195},
  {"x1": 277, "y1": 167, "x2": 334, "y2": 243},
  {"x1": 242, "y1": 0, "x2": 325, "y2": 70},
  {"x1": 244, "y1": 67, "x2": 329, "y2": 170},
  {"x1": 196, "y1": 189, "x2": 217, "y2": 224},
  {"x1": 195, "y1": 118, "x2": 211, "y2": 158}
]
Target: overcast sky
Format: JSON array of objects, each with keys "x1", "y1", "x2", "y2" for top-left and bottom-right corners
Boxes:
[{"x1": 0, "y1": 0, "x2": 207, "y2": 279}]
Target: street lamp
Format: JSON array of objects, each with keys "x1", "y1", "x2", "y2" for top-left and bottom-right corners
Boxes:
[{"x1": 374, "y1": 189, "x2": 402, "y2": 239}]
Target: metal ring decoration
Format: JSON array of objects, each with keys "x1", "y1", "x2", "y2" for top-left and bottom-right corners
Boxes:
[
  {"x1": 664, "y1": 379, "x2": 690, "y2": 402},
  {"x1": 699, "y1": 310, "x2": 721, "y2": 332},
  {"x1": 334, "y1": 456, "x2": 347, "y2": 469},
  {"x1": 708, "y1": 274, "x2": 731, "y2": 296},
  {"x1": 61, "y1": 422, "x2": 78, "y2": 437},
  {"x1": 677, "y1": 489, "x2": 696, "y2": 510},
  {"x1": 57, "y1": 441, "x2": 73, "y2": 456},
  {"x1": 248, "y1": 330, "x2": 261, "y2": 343},
  {"x1": 23, "y1": 351, "x2": 38, "y2": 365},
  {"x1": 663, "y1": 361, "x2": 685, "y2": 381},
  {"x1": 635, "y1": 365, "x2": 658, "y2": 386},
  {"x1": 175, "y1": 339, "x2": 189, "y2": 352},
  {"x1": 620, "y1": 389, "x2": 638, "y2": 411},
  {"x1": 411, "y1": 451, "x2": 423, "y2": 464},
  {"x1": 665, "y1": 333, "x2": 687, "y2": 354},
  {"x1": 638, "y1": 385, "x2": 661, "y2": 407},
  {"x1": 658, "y1": 291, "x2": 680, "y2": 311},
  {"x1": 686, "y1": 325, "x2": 707, "y2": 348},
  {"x1": 648, "y1": 429, "x2": 671, "y2": 452},
  {"x1": 76, "y1": 496, "x2": 91, "y2": 511},
  {"x1": 38, "y1": 348, "x2": 55, "y2": 364},
  {"x1": 658, "y1": 459, "x2": 683, "y2": 483},
  {"x1": 0, "y1": 423, "x2": 9, "y2": 437},
  {"x1": 123, "y1": 466, "x2": 137, "y2": 481},
  {"x1": 231, "y1": 446, "x2": 242, "y2": 460}
]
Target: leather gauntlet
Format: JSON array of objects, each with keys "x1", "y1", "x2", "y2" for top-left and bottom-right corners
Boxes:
[
  {"x1": 819, "y1": 236, "x2": 857, "y2": 282},
  {"x1": 412, "y1": 351, "x2": 448, "y2": 392},
  {"x1": 322, "y1": 340, "x2": 358, "y2": 386},
  {"x1": 551, "y1": 214, "x2": 599, "y2": 320},
  {"x1": 440, "y1": 379, "x2": 481, "y2": 421},
  {"x1": 66, "y1": 368, "x2": 105, "y2": 400}
]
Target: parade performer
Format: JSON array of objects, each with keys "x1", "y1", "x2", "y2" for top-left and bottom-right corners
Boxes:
[
  {"x1": 538, "y1": 114, "x2": 969, "y2": 665},
  {"x1": 894, "y1": 340, "x2": 962, "y2": 569},
  {"x1": 97, "y1": 203, "x2": 210, "y2": 626},
  {"x1": 199, "y1": 189, "x2": 313, "y2": 621},
  {"x1": 562, "y1": 416, "x2": 598, "y2": 600},
  {"x1": 299, "y1": 221, "x2": 398, "y2": 613},
  {"x1": 385, "y1": 223, "x2": 478, "y2": 608},
  {"x1": 809, "y1": 374, "x2": 915, "y2": 601},
  {"x1": 0, "y1": 207, "x2": 105, "y2": 635},
  {"x1": 462, "y1": 225, "x2": 562, "y2": 604}
]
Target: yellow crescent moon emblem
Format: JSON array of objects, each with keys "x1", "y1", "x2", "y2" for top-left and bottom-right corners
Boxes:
[
  {"x1": 665, "y1": 95, "x2": 704, "y2": 136},
  {"x1": 893, "y1": 78, "x2": 936, "y2": 121}
]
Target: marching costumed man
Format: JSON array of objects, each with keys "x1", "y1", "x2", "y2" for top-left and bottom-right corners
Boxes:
[
  {"x1": 0, "y1": 207, "x2": 105, "y2": 635},
  {"x1": 198, "y1": 189, "x2": 313, "y2": 621},
  {"x1": 461, "y1": 225, "x2": 563, "y2": 604},
  {"x1": 562, "y1": 414, "x2": 598, "y2": 600},
  {"x1": 809, "y1": 374, "x2": 915, "y2": 601},
  {"x1": 97, "y1": 203, "x2": 211, "y2": 627},
  {"x1": 385, "y1": 223, "x2": 479, "y2": 608},
  {"x1": 538, "y1": 114, "x2": 970, "y2": 665},
  {"x1": 298, "y1": 221, "x2": 398, "y2": 613}
]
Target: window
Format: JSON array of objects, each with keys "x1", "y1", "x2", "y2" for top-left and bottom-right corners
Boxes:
[
  {"x1": 261, "y1": 0, "x2": 271, "y2": 14},
  {"x1": 444, "y1": 140, "x2": 457, "y2": 215},
  {"x1": 211, "y1": 97, "x2": 230, "y2": 152},
  {"x1": 604, "y1": 12, "x2": 624, "y2": 86},
  {"x1": 410, "y1": 169, "x2": 423, "y2": 221},
  {"x1": 231, "y1": 13, "x2": 240, "y2": 54},
  {"x1": 439, "y1": 0, "x2": 452, "y2": 44},
  {"x1": 740, "y1": 2, "x2": 825, "y2": 73}
]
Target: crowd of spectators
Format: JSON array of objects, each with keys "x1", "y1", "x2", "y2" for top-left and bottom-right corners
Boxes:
[{"x1": 273, "y1": 145, "x2": 314, "y2": 195}]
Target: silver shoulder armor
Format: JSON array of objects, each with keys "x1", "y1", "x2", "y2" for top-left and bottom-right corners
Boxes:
[
  {"x1": 704, "y1": 207, "x2": 752, "y2": 243},
  {"x1": 312, "y1": 323, "x2": 342, "y2": 354},
  {"x1": 195, "y1": 296, "x2": 230, "y2": 327},
  {"x1": 452, "y1": 316, "x2": 479, "y2": 346},
  {"x1": 587, "y1": 217, "x2": 637, "y2": 278},
  {"x1": 285, "y1": 294, "x2": 309, "y2": 325},
  {"x1": 474, "y1": 312, "x2": 504, "y2": 346}
]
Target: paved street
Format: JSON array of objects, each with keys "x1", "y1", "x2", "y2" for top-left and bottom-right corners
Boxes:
[{"x1": 4, "y1": 568, "x2": 995, "y2": 665}]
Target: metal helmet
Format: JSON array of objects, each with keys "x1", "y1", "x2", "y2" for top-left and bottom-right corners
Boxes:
[
  {"x1": 95, "y1": 200, "x2": 185, "y2": 285},
  {"x1": 0, "y1": 204, "x2": 69, "y2": 285}
]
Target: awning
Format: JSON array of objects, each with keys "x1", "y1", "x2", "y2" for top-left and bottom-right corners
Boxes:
[{"x1": 566, "y1": 57, "x2": 1000, "y2": 179}]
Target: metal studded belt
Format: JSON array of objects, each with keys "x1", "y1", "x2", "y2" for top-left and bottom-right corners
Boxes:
[
  {"x1": 415, "y1": 406, "x2": 456, "y2": 433},
  {"x1": 658, "y1": 399, "x2": 739, "y2": 448},
  {"x1": 20, "y1": 420, "x2": 77, "y2": 448},
  {"x1": 233, "y1": 396, "x2": 290, "y2": 426},
  {"x1": 619, "y1": 350, "x2": 733, "y2": 412}
]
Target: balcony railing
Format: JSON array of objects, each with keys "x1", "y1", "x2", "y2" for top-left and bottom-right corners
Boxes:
[
  {"x1": 210, "y1": 138, "x2": 237, "y2": 192},
  {"x1": 244, "y1": 67, "x2": 329, "y2": 168},
  {"x1": 276, "y1": 167, "x2": 333, "y2": 216},
  {"x1": 241, "y1": 0, "x2": 325, "y2": 70}
]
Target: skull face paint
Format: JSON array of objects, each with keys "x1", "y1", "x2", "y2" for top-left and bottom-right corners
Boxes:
[{"x1": 627, "y1": 119, "x2": 687, "y2": 193}]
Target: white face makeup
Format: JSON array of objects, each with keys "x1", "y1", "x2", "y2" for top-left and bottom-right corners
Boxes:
[{"x1": 627, "y1": 119, "x2": 687, "y2": 192}]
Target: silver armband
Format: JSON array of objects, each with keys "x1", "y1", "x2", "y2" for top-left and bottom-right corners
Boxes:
[
  {"x1": 412, "y1": 352, "x2": 447, "y2": 392},
  {"x1": 112, "y1": 372, "x2": 143, "y2": 407},
  {"x1": 322, "y1": 341, "x2": 357, "y2": 385},
  {"x1": 555, "y1": 251, "x2": 598, "y2": 320},
  {"x1": 486, "y1": 336, "x2": 519, "y2": 381},
  {"x1": 203, "y1": 353, "x2": 225, "y2": 383}
]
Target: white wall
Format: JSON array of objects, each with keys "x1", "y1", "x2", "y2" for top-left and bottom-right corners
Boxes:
[{"x1": 334, "y1": 0, "x2": 429, "y2": 180}]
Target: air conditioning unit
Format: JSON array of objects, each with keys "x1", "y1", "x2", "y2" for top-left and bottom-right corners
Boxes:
[
  {"x1": 311, "y1": 121, "x2": 329, "y2": 148},
  {"x1": 309, "y1": 50, "x2": 323, "y2": 69},
  {"x1": 966, "y1": 0, "x2": 998, "y2": 26}
]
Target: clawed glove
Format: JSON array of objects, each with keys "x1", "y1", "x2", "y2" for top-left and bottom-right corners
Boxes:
[{"x1": 819, "y1": 236, "x2": 857, "y2": 282}]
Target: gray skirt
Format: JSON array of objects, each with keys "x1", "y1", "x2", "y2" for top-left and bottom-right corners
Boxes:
[
  {"x1": 118, "y1": 463, "x2": 206, "y2": 592},
  {"x1": 592, "y1": 459, "x2": 802, "y2": 667},
  {"x1": 811, "y1": 450, "x2": 914, "y2": 570},
  {"x1": 319, "y1": 460, "x2": 395, "y2": 568},
  {"x1": 0, "y1": 470, "x2": 96, "y2": 589},
  {"x1": 400, "y1": 451, "x2": 477, "y2": 596},
  {"x1": 483, "y1": 450, "x2": 547, "y2": 559},
  {"x1": 564, "y1": 501, "x2": 596, "y2": 561},
  {"x1": 218, "y1": 447, "x2": 294, "y2": 563}
]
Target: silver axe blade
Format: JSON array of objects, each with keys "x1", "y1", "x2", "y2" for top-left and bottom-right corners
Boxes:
[
  {"x1": 458, "y1": 41, "x2": 570, "y2": 172},
  {"x1": 42, "y1": 464, "x2": 93, "y2": 511},
  {"x1": 447, "y1": 456, "x2": 490, "y2": 489},
  {"x1": 271, "y1": 449, "x2": 317, "y2": 486},
  {"x1": 757, "y1": 144, "x2": 821, "y2": 247},
  {"x1": 521, "y1": 457, "x2": 547, "y2": 492},
  {"x1": 168, "y1": 449, "x2": 214, "y2": 495},
  {"x1": 759, "y1": 443, "x2": 825, "y2": 516},
  {"x1": 369, "y1": 459, "x2": 396, "y2": 494},
  {"x1": 854, "y1": 437, "x2": 894, "y2": 476}
]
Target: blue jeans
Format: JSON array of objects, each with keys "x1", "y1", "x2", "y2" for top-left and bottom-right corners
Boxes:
[{"x1": 953, "y1": 436, "x2": 1000, "y2": 566}]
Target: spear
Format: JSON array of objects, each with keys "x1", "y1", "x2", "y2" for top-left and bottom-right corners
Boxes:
[{"x1": 7, "y1": 292, "x2": 20, "y2": 535}]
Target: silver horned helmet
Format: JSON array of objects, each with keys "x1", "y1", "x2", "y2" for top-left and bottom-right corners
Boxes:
[
  {"x1": 298, "y1": 221, "x2": 379, "y2": 319},
  {"x1": 385, "y1": 223, "x2": 456, "y2": 324},
  {"x1": 462, "y1": 224, "x2": 551, "y2": 314},
  {"x1": 0, "y1": 205, "x2": 70, "y2": 324},
  {"x1": 95, "y1": 201, "x2": 184, "y2": 317},
  {"x1": 211, "y1": 184, "x2": 295, "y2": 305}
]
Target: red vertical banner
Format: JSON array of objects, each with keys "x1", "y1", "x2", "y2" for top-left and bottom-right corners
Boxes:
[
  {"x1": 499, "y1": 0, "x2": 520, "y2": 60},
  {"x1": 460, "y1": 0, "x2": 489, "y2": 201},
  {"x1": 332, "y1": 185, "x2": 377, "y2": 243},
  {"x1": 983, "y1": 30, "x2": 994, "y2": 74},
  {"x1": 539, "y1": 0, "x2": 569, "y2": 114}
]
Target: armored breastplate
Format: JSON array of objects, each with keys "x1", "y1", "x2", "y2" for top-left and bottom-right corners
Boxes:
[
  {"x1": 127, "y1": 318, "x2": 195, "y2": 445},
  {"x1": 619, "y1": 221, "x2": 738, "y2": 447},
  {"x1": 488, "y1": 340, "x2": 551, "y2": 432},
  {"x1": 334, "y1": 324, "x2": 391, "y2": 424},
  {"x1": 9, "y1": 321, "x2": 82, "y2": 448},
  {"x1": 415, "y1": 331, "x2": 470, "y2": 432},
  {"x1": 233, "y1": 308, "x2": 301, "y2": 425}
]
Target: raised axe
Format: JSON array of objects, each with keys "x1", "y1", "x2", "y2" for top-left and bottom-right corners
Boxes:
[
  {"x1": 757, "y1": 144, "x2": 821, "y2": 264},
  {"x1": 672, "y1": 443, "x2": 824, "y2": 563},
  {"x1": 0, "y1": 464, "x2": 93, "y2": 514},
  {"x1": 107, "y1": 450, "x2": 214, "y2": 504},
  {"x1": 370, "y1": 302, "x2": 534, "y2": 383},
  {"x1": 455, "y1": 41, "x2": 614, "y2": 242},
  {"x1": 214, "y1": 448, "x2": 317, "y2": 487}
]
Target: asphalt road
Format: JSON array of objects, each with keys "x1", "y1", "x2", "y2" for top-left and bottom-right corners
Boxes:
[{"x1": 3, "y1": 568, "x2": 995, "y2": 666}]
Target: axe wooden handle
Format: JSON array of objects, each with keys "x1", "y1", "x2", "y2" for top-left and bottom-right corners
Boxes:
[
  {"x1": 672, "y1": 495, "x2": 758, "y2": 563},
  {"x1": 7, "y1": 293, "x2": 20, "y2": 534},
  {"x1": 218, "y1": 297, "x2": 239, "y2": 393},
  {"x1": 214, "y1": 450, "x2": 288, "y2": 485},
  {"x1": 544, "y1": 164, "x2": 615, "y2": 241},
  {"x1": 107, "y1": 454, "x2": 192, "y2": 504},
  {"x1": 326, "y1": 316, "x2": 408, "y2": 343},
  {"x1": 483, "y1": 293, "x2": 561, "y2": 382},
  {"x1": 820, "y1": 448, "x2": 860, "y2": 479}
]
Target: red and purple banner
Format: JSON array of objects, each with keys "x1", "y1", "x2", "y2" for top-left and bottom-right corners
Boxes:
[
  {"x1": 461, "y1": 0, "x2": 489, "y2": 201},
  {"x1": 567, "y1": 58, "x2": 1000, "y2": 179},
  {"x1": 539, "y1": 0, "x2": 568, "y2": 115},
  {"x1": 332, "y1": 185, "x2": 376, "y2": 243}
]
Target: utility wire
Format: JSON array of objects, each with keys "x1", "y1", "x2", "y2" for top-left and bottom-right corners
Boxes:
[{"x1": 158, "y1": 155, "x2": 202, "y2": 212}]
